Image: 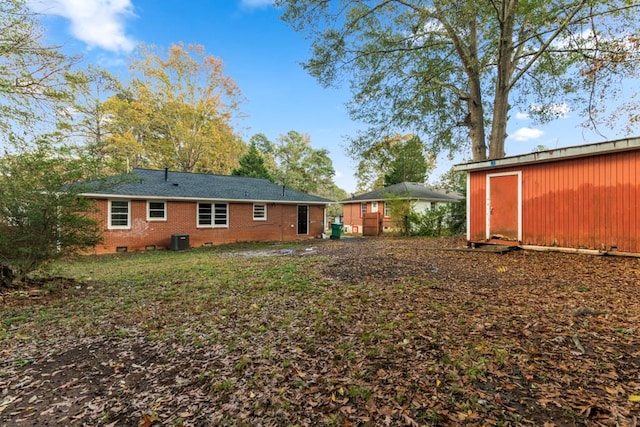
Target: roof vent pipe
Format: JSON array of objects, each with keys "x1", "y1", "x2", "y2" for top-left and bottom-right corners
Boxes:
[{"x1": 164, "y1": 167, "x2": 168, "y2": 182}]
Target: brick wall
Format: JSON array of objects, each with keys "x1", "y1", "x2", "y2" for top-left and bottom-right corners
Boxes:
[
  {"x1": 343, "y1": 201, "x2": 396, "y2": 234},
  {"x1": 342, "y1": 202, "x2": 364, "y2": 228},
  {"x1": 90, "y1": 198, "x2": 326, "y2": 254}
]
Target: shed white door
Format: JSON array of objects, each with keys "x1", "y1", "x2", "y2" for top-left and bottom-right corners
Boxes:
[{"x1": 487, "y1": 172, "x2": 522, "y2": 241}]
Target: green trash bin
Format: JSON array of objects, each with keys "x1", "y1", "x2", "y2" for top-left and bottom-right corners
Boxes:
[{"x1": 330, "y1": 223, "x2": 342, "y2": 240}]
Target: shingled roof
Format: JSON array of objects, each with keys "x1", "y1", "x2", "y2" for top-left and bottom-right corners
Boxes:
[
  {"x1": 81, "y1": 168, "x2": 332, "y2": 204},
  {"x1": 341, "y1": 182, "x2": 462, "y2": 203}
]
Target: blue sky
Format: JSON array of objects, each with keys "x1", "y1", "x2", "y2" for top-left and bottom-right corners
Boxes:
[{"x1": 32, "y1": 0, "x2": 635, "y2": 193}]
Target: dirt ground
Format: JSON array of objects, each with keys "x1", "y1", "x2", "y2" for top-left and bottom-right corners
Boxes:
[{"x1": 1, "y1": 236, "x2": 639, "y2": 426}]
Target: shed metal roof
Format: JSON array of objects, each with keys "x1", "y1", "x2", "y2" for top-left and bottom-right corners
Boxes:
[
  {"x1": 453, "y1": 136, "x2": 640, "y2": 172},
  {"x1": 341, "y1": 182, "x2": 462, "y2": 203},
  {"x1": 80, "y1": 168, "x2": 332, "y2": 204}
]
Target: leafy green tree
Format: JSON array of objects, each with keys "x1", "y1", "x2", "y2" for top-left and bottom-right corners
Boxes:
[
  {"x1": 356, "y1": 134, "x2": 435, "y2": 191},
  {"x1": 436, "y1": 167, "x2": 466, "y2": 194},
  {"x1": 383, "y1": 194, "x2": 412, "y2": 235},
  {"x1": 355, "y1": 138, "x2": 395, "y2": 191},
  {"x1": 277, "y1": 0, "x2": 640, "y2": 162},
  {"x1": 232, "y1": 142, "x2": 274, "y2": 181},
  {"x1": 105, "y1": 43, "x2": 245, "y2": 174},
  {"x1": 246, "y1": 131, "x2": 346, "y2": 203},
  {"x1": 249, "y1": 133, "x2": 278, "y2": 173},
  {"x1": 435, "y1": 167, "x2": 467, "y2": 234},
  {"x1": 0, "y1": 0, "x2": 74, "y2": 132},
  {"x1": 383, "y1": 135, "x2": 433, "y2": 186},
  {"x1": 267, "y1": 130, "x2": 337, "y2": 196},
  {"x1": 0, "y1": 136, "x2": 102, "y2": 284},
  {"x1": 101, "y1": 89, "x2": 155, "y2": 172}
]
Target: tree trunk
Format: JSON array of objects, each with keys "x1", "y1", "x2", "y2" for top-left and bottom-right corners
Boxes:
[
  {"x1": 0, "y1": 263, "x2": 15, "y2": 289},
  {"x1": 461, "y1": 7, "x2": 486, "y2": 162},
  {"x1": 468, "y1": 75, "x2": 486, "y2": 161},
  {"x1": 489, "y1": 89, "x2": 509, "y2": 159},
  {"x1": 489, "y1": 0, "x2": 518, "y2": 160}
]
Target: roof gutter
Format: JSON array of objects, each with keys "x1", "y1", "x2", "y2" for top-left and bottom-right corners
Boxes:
[
  {"x1": 453, "y1": 136, "x2": 640, "y2": 172},
  {"x1": 79, "y1": 193, "x2": 331, "y2": 205}
]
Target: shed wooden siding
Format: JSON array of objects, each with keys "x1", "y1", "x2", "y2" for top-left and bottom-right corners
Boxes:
[{"x1": 468, "y1": 149, "x2": 640, "y2": 253}]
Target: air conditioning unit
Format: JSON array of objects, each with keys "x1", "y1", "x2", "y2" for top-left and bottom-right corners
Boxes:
[{"x1": 171, "y1": 234, "x2": 190, "y2": 251}]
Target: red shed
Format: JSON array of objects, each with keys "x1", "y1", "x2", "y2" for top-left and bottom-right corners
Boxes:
[{"x1": 454, "y1": 137, "x2": 640, "y2": 255}]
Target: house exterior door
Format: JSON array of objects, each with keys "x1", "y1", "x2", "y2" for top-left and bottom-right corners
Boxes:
[
  {"x1": 486, "y1": 172, "x2": 521, "y2": 241},
  {"x1": 297, "y1": 205, "x2": 309, "y2": 235}
]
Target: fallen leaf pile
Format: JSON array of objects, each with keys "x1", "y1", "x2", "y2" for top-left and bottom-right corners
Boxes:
[{"x1": 1, "y1": 236, "x2": 639, "y2": 426}]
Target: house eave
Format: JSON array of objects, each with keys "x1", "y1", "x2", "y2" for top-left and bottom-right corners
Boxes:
[
  {"x1": 80, "y1": 193, "x2": 330, "y2": 205},
  {"x1": 341, "y1": 197, "x2": 460, "y2": 204},
  {"x1": 453, "y1": 136, "x2": 640, "y2": 172}
]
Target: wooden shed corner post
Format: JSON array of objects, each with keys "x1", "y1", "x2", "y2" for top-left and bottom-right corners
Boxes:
[{"x1": 465, "y1": 171, "x2": 471, "y2": 243}]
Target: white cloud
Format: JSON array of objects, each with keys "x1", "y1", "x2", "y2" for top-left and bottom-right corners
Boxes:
[
  {"x1": 241, "y1": 0, "x2": 274, "y2": 8},
  {"x1": 509, "y1": 127, "x2": 544, "y2": 142},
  {"x1": 32, "y1": 0, "x2": 136, "y2": 53},
  {"x1": 515, "y1": 112, "x2": 530, "y2": 120}
]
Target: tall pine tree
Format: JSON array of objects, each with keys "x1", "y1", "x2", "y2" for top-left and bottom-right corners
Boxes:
[
  {"x1": 383, "y1": 136, "x2": 430, "y2": 186},
  {"x1": 232, "y1": 142, "x2": 274, "y2": 181}
]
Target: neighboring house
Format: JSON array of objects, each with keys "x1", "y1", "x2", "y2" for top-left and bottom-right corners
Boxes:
[
  {"x1": 81, "y1": 168, "x2": 331, "y2": 254},
  {"x1": 340, "y1": 182, "x2": 462, "y2": 235},
  {"x1": 453, "y1": 136, "x2": 640, "y2": 254}
]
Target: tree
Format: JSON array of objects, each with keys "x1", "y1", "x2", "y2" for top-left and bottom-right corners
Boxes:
[
  {"x1": 434, "y1": 166, "x2": 467, "y2": 234},
  {"x1": 267, "y1": 131, "x2": 337, "y2": 196},
  {"x1": 277, "y1": 0, "x2": 640, "y2": 162},
  {"x1": 0, "y1": 136, "x2": 102, "y2": 285},
  {"x1": 355, "y1": 134, "x2": 435, "y2": 191},
  {"x1": 247, "y1": 131, "x2": 346, "y2": 204},
  {"x1": 232, "y1": 142, "x2": 274, "y2": 181},
  {"x1": 384, "y1": 194, "x2": 412, "y2": 235},
  {"x1": 383, "y1": 135, "x2": 433, "y2": 186},
  {"x1": 105, "y1": 43, "x2": 245, "y2": 174},
  {"x1": 435, "y1": 166, "x2": 467, "y2": 194},
  {"x1": 101, "y1": 89, "x2": 155, "y2": 172},
  {"x1": 0, "y1": 0, "x2": 75, "y2": 132},
  {"x1": 62, "y1": 66, "x2": 123, "y2": 166}
]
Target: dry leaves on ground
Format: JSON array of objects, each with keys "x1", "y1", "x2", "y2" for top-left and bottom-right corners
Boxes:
[{"x1": 1, "y1": 236, "x2": 639, "y2": 426}]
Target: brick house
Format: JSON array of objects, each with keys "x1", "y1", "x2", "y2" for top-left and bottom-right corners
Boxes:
[
  {"x1": 340, "y1": 182, "x2": 462, "y2": 235},
  {"x1": 81, "y1": 168, "x2": 331, "y2": 254}
]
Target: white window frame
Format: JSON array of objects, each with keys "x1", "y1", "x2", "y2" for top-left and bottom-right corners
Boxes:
[
  {"x1": 197, "y1": 202, "x2": 213, "y2": 227},
  {"x1": 360, "y1": 202, "x2": 367, "y2": 217},
  {"x1": 383, "y1": 202, "x2": 391, "y2": 218},
  {"x1": 214, "y1": 203, "x2": 228, "y2": 227},
  {"x1": 147, "y1": 200, "x2": 167, "y2": 221},
  {"x1": 108, "y1": 200, "x2": 130, "y2": 229},
  {"x1": 253, "y1": 203, "x2": 267, "y2": 221},
  {"x1": 197, "y1": 202, "x2": 229, "y2": 228}
]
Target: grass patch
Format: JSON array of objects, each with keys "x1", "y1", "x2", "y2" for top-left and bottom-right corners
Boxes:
[{"x1": 2, "y1": 238, "x2": 640, "y2": 426}]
